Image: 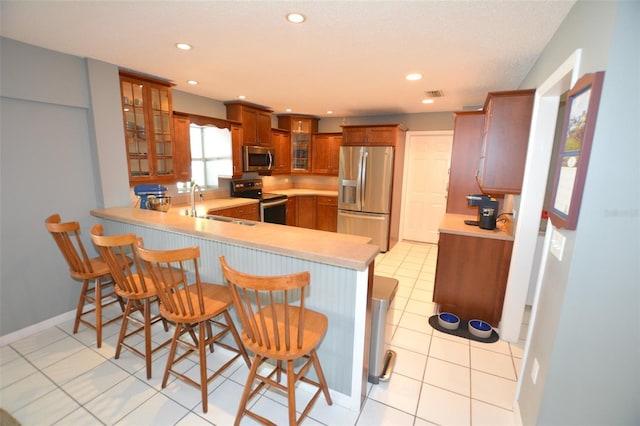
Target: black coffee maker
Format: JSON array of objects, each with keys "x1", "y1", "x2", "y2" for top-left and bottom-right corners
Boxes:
[{"x1": 465, "y1": 194, "x2": 498, "y2": 230}]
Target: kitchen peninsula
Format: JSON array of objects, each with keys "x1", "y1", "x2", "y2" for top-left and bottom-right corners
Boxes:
[{"x1": 91, "y1": 206, "x2": 378, "y2": 411}]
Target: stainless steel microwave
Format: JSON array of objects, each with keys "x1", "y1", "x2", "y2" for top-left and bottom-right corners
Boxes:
[{"x1": 243, "y1": 145, "x2": 274, "y2": 172}]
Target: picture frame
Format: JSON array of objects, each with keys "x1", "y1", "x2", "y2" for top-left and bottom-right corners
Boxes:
[{"x1": 549, "y1": 71, "x2": 605, "y2": 230}]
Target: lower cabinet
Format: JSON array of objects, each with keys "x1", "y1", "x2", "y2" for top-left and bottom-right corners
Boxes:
[
  {"x1": 208, "y1": 203, "x2": 259, "y2": 221},
  {"x1": 296, "y1": 195, "x2": 317, "y2": 229},
  {"x1": 316, "y1": 196, "x2": 338, "y2": 232},
  {"x1": 433, "y1": 232, "x2": 513, "y2": 326},
  {"x1": 287, "y1": 197, "x2": 297, "y2": 226}
]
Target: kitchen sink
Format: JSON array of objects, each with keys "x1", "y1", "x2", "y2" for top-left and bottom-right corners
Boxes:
[{"x1": 205, "y1": 215, "x2": 257, "y2": 226}]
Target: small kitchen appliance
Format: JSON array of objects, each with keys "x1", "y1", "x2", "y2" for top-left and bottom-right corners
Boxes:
[
  {"x1": 134, "y1": 184, "x2": 169, "y2": 210},
  {"x1": 230, "y1": 179, "x2": 288, "y2": 224},
  {"x1": 465, "y1": 194, "x2": 498, "y2": 230}
]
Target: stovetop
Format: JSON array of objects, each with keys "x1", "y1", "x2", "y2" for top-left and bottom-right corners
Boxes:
[{"x1": 230, "y1": 179, "x2": 287, "y2": 202}]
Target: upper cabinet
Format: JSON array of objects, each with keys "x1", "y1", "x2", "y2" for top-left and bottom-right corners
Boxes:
[
  {"x1": 278, "y1": 115, "x2": 319, "y2": 174},
  {"x1": 119, "y1": 71, "x2": 175, "y2": 183},
  {"x1": 342, "y1": 124, "x2": 407, "y2": 146},
  {"x1": 172, "y1": 112, "x2": 192, "y2": 182},
  {"x1": 477, "y1": 89, "x2": 535, "y2": 194},
  {"x1": 271, "y1": 128, "x2": 291, "y2": 175},
  {"x1": 311, "y1": 133, "x2": 342, "y2": 175},
  {"x1": 225, "y1": 101, "x2": 272, "y2": 147}
]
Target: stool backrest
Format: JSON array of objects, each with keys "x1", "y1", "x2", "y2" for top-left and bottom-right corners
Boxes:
[
  {"x1": 45, "y1": 213, "x2": 94, "y2": 276},
  {"x1": 90, "y1": 224, "x2": 149, "y2": 297},
  {"x1": 136, "y1": 242, "x2": 205, "y2": 318},
  {"x1": 219, "y1": 256, "x2": 310, "y2": 353}
]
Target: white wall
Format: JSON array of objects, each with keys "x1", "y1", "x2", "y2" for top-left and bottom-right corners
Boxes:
[{"x1": 516, "y1": 2, "x2": 640, "y2": 424}]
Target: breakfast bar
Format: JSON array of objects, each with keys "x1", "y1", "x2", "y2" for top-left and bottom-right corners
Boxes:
[{"x1": 91, "y1": 207, "x2": 379, "y2": 411}]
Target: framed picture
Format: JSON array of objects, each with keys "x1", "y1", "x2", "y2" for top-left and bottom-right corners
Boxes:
[{"x1": 549, "y1": 71, "x2": 605, "y2": 230}]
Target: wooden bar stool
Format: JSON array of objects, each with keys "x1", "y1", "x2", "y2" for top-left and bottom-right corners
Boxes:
[
  {"x1": 136, "y1": 243, "x2": 251, "y2": 413},
  {"x1": 45, "y1": 214, "x2": 126, "y2": 348},
  {"x1": 90, "y1": 224, "x2": 172, "y2": 379},
  {"x1": 219, "y1": 256, "x2": 333, "y2": 426}
]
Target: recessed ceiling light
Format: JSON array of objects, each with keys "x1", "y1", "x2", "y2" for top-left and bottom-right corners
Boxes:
[
  {"x1": 422, "y1": 99, "x2": 435, "y2": 104},
  {"x1": 238, "y1": 95, "x2": 246, "y2": 100},
  {"x1": 187, "y1": 80, "x2": 198, "y2": 85},
  {"x1": 175, "y1": 43, "x2": 193, "y2": 50},
  {"x1": 286, "y1": 12, "x2": 306, "y2": 24},
  {"x1": 285, "y1": 108, "x2": 292, "y2": 113},
  {"x1": 327, "y1": 110, "x2": 334, "y2": 114},
  {"x1": 406, "y1": 73, "x2": 422, "y2": 81}
]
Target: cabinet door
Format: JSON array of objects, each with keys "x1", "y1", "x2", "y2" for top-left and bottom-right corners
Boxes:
[
  {"x1": 172, "y1": 114, "x2": 191, "y2": 181},
  {"x1": 272, "y1": 130, "x2": 291, "y2": 174},
  {"x1": 296, "y1": 195, "x2": 317, "y2": 229},
  {"x1": 316, "y1": 196, "x2": 338, "y2": 231},
  {"x1": 446, "y1": 112, "x2": 485, "y2": 214},
  {"x1": 342, "y1": 125, "x2": 404, "y2": 146},
  {"x1": 120, "y1": 74, "x2": 175, "y2": 183},
  {"x1": 311, "y1": 134, "x2": 341, "y2": 175},
  {"x1": 278, "y1": 115, "x2": 319, "y2": 174},
  {"x1": 287, "y1": 196, "x2": 297, "y2": 226},
  {"x1": 477, "y1": 90, "x2": 535, "y2": 194},
  {"x1": 342, "y1": 127, "x2": 367, "y2": 145},
  {"x1": 231, "y1": 125, "x2": 243, "y2": 178},
  {"x1": 257, "y1": 111, "x2": 272, "y2": 146},
  {"x1": 433, "y1": 232, "x2": 513, "y2": 326}
]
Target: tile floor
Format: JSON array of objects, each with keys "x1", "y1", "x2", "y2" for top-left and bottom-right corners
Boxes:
[{"x1": 0, "y1": 240, "x2": 528, "y2": 425}]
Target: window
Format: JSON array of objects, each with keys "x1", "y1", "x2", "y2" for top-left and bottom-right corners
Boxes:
[{"x1": 189, "y1": 124, "x2": 232, "y2": 188}]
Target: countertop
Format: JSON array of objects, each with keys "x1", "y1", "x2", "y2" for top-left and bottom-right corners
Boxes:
[
  {"x1": 91, "y1": 206, "x2": 378, "y2": 271},
  {"x1": 439, "y1": 213, "x2": 514, "y2": 241}
]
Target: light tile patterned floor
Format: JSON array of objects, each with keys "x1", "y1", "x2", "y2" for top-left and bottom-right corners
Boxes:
[{"x1": 0, "y1": 240, "x2": 526, "y2": 425}]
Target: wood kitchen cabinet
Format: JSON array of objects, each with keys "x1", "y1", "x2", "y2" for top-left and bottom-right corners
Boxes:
[
  {"x1": 311, "y1": 133, "x2": 342, "y2": 175},
  {"x1": 316, "y1": 196, "x2": 338, "y2": 232},
  {"x1": 286, "y1": 196, "x2": 297, "y2": 226},
  {"x1": 208, "y1": 203, "x2": 259, "y2": 221},
  {"x1": 446, "y1": 111, "x2": 485, "y2": 214},
  {"x1": 433, "y1": 232, "x2": 513, "y2": 326},
  {"x1": 225, "y1": 101, "x2": 272, "y2": 147},
  {"x1": 295, "y1": 195, "x2": 317, "y2": 229},
  {"x1": 172, "y1": 112, "x2": 192, "y2": 182},
  {"x1": 278, "y1": 115, "x2": 319, "y2": 174},
  {"x1": 341, "y1": 124, "x2": 406, "y2": 146},
  {"x1": 271, "y1": 128, "x2": 291, "y2": 174},
  {"x1": 120, "y1": 71, "x2": 176, "y2": 183},
  {"x1": 230, "y1": 124, "x2": 243, "y2": 178},
  {"x1": 477, "y1": 89, "x2": 535, "y2": 194}
]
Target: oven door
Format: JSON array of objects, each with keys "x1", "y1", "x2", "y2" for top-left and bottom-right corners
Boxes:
[{"x1": 261, "y1": 198, "x2": 288, "y2": 224}]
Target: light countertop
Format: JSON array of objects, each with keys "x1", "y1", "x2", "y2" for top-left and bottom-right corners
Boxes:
[
  {"x1": 439, "y1": 213, "x2": 514, "y2": 241},
  {"x1": 91, "y1": 206, "x2": 378, "y2": 271}
]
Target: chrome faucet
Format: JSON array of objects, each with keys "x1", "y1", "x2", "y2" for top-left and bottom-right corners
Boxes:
[{"x1": 190, "y1": 184, "x2": 202, "y2": 217}]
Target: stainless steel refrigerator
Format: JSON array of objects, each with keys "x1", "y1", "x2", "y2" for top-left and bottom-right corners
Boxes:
[{"x1": 337, "y1": 145, "x2": 394, "y2": 252}]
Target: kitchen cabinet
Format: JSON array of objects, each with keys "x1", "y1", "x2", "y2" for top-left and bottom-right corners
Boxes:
[
  {"x1": 433, "y1": 231, "x2": 513, "y2": 326},
  {"x1": 172, "y1": 112, "x2": 192, "y2": 182},
  {"x1": 119, "y1": 71, "x2": 175, "y2": 183},
  {"x1": 225, "y1": 101, "x2": 272, "y2": 147},
  {"x1": 341, "y1": 124, "x2": 407, "y2": 146},
  {"x1": 446, "y1": 111, "x2": 485, "y2": 214},
  {"x1": 477, "y1": 89, "x2": 535, "y2": 194},
  {"x1": 230, "y1": 124, "x2": 243, "y2": 178},
  {"x1": 287, "y1": 196, "x2": 297, "y2": 226},
  {"x1": 316, "y1": 196, "x2": 338, "y2": 232},
  {"x1": 271, "y1": 129, "x2": 291, "y2": 174},
  {"x1": 295, "y1": 195, "x2": 317, "y2": 229},
  {"x1": 208, "y1": 203, "x2": 259, "y2": 221},
  {"x1": 311, "y1": 133, "x2": 342, "y2": 175},
  {"x1": 278, "y1": 115, "x2": 319, "y2": 174}
]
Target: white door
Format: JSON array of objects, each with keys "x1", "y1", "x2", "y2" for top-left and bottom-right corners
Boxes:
[{"x1": 401, "y1": 131, "x2": 453, "y2": 243}]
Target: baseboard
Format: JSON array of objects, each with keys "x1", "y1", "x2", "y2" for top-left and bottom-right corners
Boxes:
[{"x1": 0, "y1": 310, "x2": 75, "y2": 346}]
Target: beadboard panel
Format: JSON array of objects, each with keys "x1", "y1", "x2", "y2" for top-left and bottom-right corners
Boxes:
[{"x1": 102, "y1": 220, "x2": 367, "y2": 408}]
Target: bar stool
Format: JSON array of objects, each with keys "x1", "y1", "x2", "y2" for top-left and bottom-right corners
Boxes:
[
  {"x1": 136, "y1": 242, "x2": 250, "y2": 413},
  {"x1": 90, "y1": 224, "x2": 172, "y2": 379},
  {"x1": 45, "y1": 214, "x2": 126, "y2": 348},
  {"x1": 219, "y1": 256, "x2": 333, "y2": 426}
]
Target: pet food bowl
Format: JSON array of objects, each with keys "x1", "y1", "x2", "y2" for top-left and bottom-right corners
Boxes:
[
  {"x1": 438, "y1": 312, "x2": 460, "y2": 330},
  {"x1": 468, "y1": 319, "x2": 492, "y2": 339}
]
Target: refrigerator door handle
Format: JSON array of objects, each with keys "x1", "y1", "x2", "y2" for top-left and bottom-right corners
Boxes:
[{"x1": 360, "y1": 150, "x2": 368, "y2": 208}]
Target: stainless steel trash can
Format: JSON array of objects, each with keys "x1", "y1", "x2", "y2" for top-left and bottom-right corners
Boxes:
[{"x1": 368, "y1": 275, "x2": 398, "y2": 384}]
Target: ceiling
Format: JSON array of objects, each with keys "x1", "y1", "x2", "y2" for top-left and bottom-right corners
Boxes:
[{"x1": 1, "y1": 1, "x2": 575, "y2": 118}]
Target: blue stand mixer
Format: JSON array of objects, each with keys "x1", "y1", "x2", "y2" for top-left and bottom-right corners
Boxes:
[{"x1": 134, "y1": 184, "x2": 169, "y2": 210}]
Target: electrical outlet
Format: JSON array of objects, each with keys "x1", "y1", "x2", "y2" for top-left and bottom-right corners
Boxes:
[
  {"x1": 531, "y1": 358, "x2": 540, "y2": 384},
  {"x1": 550, "y1": 228, "x2": 566, "y2": 261},
  {"x1": 512, "y1": 209, "x2": 517, "y2": 220}
]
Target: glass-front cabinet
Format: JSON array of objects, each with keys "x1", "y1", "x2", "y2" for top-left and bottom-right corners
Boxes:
[
  {"x1": 120, "y1": 71, "x2": 175, "y2": 183},
  {"x1": 277, "y1": 115, "x2": 319, "y2": 174}
]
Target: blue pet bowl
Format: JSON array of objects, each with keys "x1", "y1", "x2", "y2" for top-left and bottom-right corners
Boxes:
[
  {"x1": 438, "y1": 312, "x2": 460, "y2": 330},
  {"x1": 469, "y1": 319, "x2": 492, "y2": 339}
]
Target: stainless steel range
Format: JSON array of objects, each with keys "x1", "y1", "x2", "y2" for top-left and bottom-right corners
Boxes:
[{"x1": 230, "y1": 179, "x2": 288, "y2": 225}]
